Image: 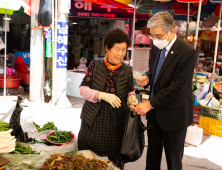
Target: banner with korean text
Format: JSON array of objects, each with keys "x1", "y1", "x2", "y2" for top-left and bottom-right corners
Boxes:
[
  {"x1": 70, "y1": 0, "x2": 149, "y2": 20},
  {"x1": 56, "y1": 22, "x2": 68, "y2": 68}
]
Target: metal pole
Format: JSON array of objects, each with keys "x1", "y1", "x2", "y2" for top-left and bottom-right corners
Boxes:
[
  {"x1": 52, "y1": 0, "x2": 56, "y2": 103},
  {"x1": 194, "y1": 0, "x2": 202, "y2": 50},
  {"x1": 4, "y1": 9, "x2": 7, "y2": 96},
  {"x1": 52, "y1": 0, "x2": 58, "y2": 103},
  {"x1": 186, "y1": 3, "x2": 190, "y2": 41},
  {"x1": 131, "y1": 0, "x2": 137, "y2": 67},
  {"x1": 211, "y1": 3, "x2": 222, "y2": 93}
]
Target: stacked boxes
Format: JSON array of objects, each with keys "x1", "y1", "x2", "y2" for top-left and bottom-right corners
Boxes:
[{"x1": 199, "y1": 116, "x2": 222, "y2": 137}]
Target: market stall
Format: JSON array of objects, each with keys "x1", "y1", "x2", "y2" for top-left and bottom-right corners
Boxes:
[
  {"x1": 0, "y1": 96, "x2": 119, "y2": 169},
  {"x1": 0, "y1": 1, "x2": 31, "y2": 96}
]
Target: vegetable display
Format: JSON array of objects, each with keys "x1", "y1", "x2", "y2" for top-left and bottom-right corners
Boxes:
[
  {"x1": 47, "y1": 131, "x2": 72, "y2": 143},
  {"x1": 33, "y1": 121, "x2": 58, "y2": 132},
  {"x1": 0, "y1": 129, "x2": 16, "y2": 153},
  {"x1": 0, "y1": 120, "x2": 10, "y2": 132},
  {"x1": 41, "y1": 154, "x2": 110, "y2": 170},
  {"x1": 30, "y1": 139, "x2": 53, "y2": 146},
  {"x1": 11, "y1": 143, "x2": 40, "y2": 155}
]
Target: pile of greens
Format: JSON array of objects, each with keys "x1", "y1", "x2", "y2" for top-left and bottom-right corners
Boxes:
[
  {"x1": 41, "y1": 154, "x2": 110, "y2": 170},
  {"x1": 33, "y1": 121, "x2": 58, "y2": 132},
  {"x1": 0, "y1": 120, "x2": 10, "y2": 132},
  {"x1": 11, "y1": 143, "x2": 40, "y2": 155},
  {"x1": 48, "y1": 131, "x2": 72, "y2": 143}
]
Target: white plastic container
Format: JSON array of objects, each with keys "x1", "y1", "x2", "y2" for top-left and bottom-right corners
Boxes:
[
  {"x1": 0, "y1": 66, "x2": 4, "y2": 74},
  {"x1": 185, "y1": 125, "x2": 203, "y2": 146}
]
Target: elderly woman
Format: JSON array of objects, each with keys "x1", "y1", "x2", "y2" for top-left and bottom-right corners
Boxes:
[{"x1": 78, "y1": 28, "x2": 138, "y2": 170}]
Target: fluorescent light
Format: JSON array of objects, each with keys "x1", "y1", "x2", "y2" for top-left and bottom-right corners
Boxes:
[
  {"x1": 3, "y1": 15, "x2": 11, "y2": 21},
  {"x1": 71, "y1": 22, "x2": 79, "y2": 25}
]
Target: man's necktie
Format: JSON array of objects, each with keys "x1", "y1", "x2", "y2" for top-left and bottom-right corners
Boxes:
[{"x1": 150, "y1": 48, "x2": 167, "y2": 99}]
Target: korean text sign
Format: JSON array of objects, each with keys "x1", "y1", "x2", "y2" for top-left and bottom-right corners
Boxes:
[
  {"x1": 56, "y1": 22, "x2": 68, "y2": 68},
  {"x1": 70, "y1": 0, "x2": 149, "y2": 19}
]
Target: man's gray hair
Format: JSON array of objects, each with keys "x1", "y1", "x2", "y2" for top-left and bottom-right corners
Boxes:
[{"x1": 147, "y1": 12, "x2": 175, "y2": 33}]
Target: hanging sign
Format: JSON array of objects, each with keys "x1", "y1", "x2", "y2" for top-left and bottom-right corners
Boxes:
[
  {"x1": 46, "y1": 28, "x2": 53, "y2": 58},
  {"x1": 70, "y1": 0, "x2": 149, "y2": 20},
  {"x1": 56, "y1": 22, "x2": 68, "y2": 69}
]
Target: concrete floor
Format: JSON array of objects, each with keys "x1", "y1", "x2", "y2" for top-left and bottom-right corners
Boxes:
[{"x1": 20, "y1": 92, "x2": 222, "y2": 170}]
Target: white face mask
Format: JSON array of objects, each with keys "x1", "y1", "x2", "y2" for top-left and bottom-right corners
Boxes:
[{"x1": 153, "y1": 33, "x2": 170, "y2": 49}]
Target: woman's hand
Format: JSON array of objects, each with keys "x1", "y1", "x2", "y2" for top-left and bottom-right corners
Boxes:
[
  {"x1": 136, "y1": 76, "x2": 148, "y2": 87},
  {"x1": 128, "y1": 95, "x2": 138, "y2": 111},
  {"x1": 98, "y1": 92, "x2": 121, "y2": 108}
]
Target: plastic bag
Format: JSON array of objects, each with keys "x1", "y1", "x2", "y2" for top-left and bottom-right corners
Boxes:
[
  {"x1": 10, "y1": 96, "x2": 29, "y2": 142},
  {"x1": 199, "y1": 92, "x2": 221, "y2": 110},
  {"x1": 194, "y1": 80, "x2": 211, "y2": 103},
  {"x1": 2, "y1": 140, "x2": 78, "y2": 169},
  {"x1": 38, "y1": 0, "x2": 52, "y2": 26},
  {"x1": 120, "y1": 111, "x2": 152, "y2": 163},
  {"x1": 2, "y1": 153, "x2": 42, "y2": 170},
  {"x1": 20, "y1": 115, "x2": 38, "y2": 137}
]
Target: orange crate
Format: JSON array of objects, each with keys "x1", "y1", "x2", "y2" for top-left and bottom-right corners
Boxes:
[{"x1": 199, "y1": 116, "x2": 222, "y2": 137}]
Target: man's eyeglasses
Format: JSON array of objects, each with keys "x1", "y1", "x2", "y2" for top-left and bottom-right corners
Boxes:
[{"x1": 148, "y1": 31, "x2": 168, "y2": 40}]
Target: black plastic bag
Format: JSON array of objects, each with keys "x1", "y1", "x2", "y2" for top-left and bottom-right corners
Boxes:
[
  {"x1": 120, "y1": 111, "x2": 152, "y2": 163},
  {"x1": 38, "y1": 0, "x2": 52, "y2": 27},
  {"x1": 10, "y1": 96, "x2": 29, "y2": 142}
]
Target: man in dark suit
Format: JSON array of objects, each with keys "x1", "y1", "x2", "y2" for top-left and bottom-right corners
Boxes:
[{"x1": 134, "y1": 12, "x2": 197, "y2": 170}]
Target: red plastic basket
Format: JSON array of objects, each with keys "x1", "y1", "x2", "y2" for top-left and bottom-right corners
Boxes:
[{"x1": 46, "y1": 131, "x2": 76, "y2": 146}]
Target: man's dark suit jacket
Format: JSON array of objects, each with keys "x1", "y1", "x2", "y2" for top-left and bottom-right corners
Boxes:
[{"x1": 145, "y1": 37, "x2": 197, "y2": 131}]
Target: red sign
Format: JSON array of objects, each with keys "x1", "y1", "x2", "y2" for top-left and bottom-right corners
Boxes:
[{"x1": 70, "y1": 0, "x2": 149, "y2": 20}]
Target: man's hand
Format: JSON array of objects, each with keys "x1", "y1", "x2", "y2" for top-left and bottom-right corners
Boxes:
[
  {"x1": 136, "y1": 76, "x2": 148, "y2": 87},
  {"x1": 134, "y1": 102, "x2": 152, "y2": 115}
]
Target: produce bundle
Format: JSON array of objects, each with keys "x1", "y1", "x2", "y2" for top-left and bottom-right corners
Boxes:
[
  {"x1": 41, "y1": 154, "x2": 110, "y2": 170},
  {"x1": 47, "y1": 131, "x2": 72, "y2": 143},
  {"x1": 0, "y1": 120, "x2": 10, "y2": 132},
  {"x1": 0, "y1": 129, "x2": 16, "y2": 153},
  {"x1": 11, "y1": 143, "x2": 40, "y2": 155},
  {"x1": 33, "y1": 121, "x2": 58, "y2": 132}
]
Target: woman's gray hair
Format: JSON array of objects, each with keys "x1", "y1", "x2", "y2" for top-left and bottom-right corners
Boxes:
[{"x1": 147, "y1": 12, "x2": 175, "y2": 33}]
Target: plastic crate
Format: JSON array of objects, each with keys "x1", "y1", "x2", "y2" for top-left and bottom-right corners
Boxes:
[
  {"x1": 199, "y1": 116, "x2": 222, "y2": 137},
  {"x1": 200, "y1": 106, "x2": 222, "y2": 120}
]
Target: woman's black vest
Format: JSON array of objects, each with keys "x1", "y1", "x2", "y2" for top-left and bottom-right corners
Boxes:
[{"x1": 80, "y1": 58, "x2": 132, "y2": 127}]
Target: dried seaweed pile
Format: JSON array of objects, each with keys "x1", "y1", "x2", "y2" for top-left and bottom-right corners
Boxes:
[{"x1": 41, "y1": 154, "x2": 110, "y2": 170}]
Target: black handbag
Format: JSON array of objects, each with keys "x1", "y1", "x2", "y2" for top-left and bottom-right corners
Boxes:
[{"x1": 120, "y1": 111, "x2": 153, "y2": 163}]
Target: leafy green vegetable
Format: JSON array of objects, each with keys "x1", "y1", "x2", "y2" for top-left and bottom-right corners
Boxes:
[
  {"x1": 33, "y1": 121, "x2": 58, "y2": 132},
  {"x1": 11, "y1": 143, "x2": 40, "y2": 155},
  {"x1": 0, "y1": 120, "x2": 10, "y2": 132},
  {"x1": 48, "y1": 131, "x2": 72, "y2": 143},
  {"x1": 30, "y1": 139, "x2": 53, "y2": 146}
]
